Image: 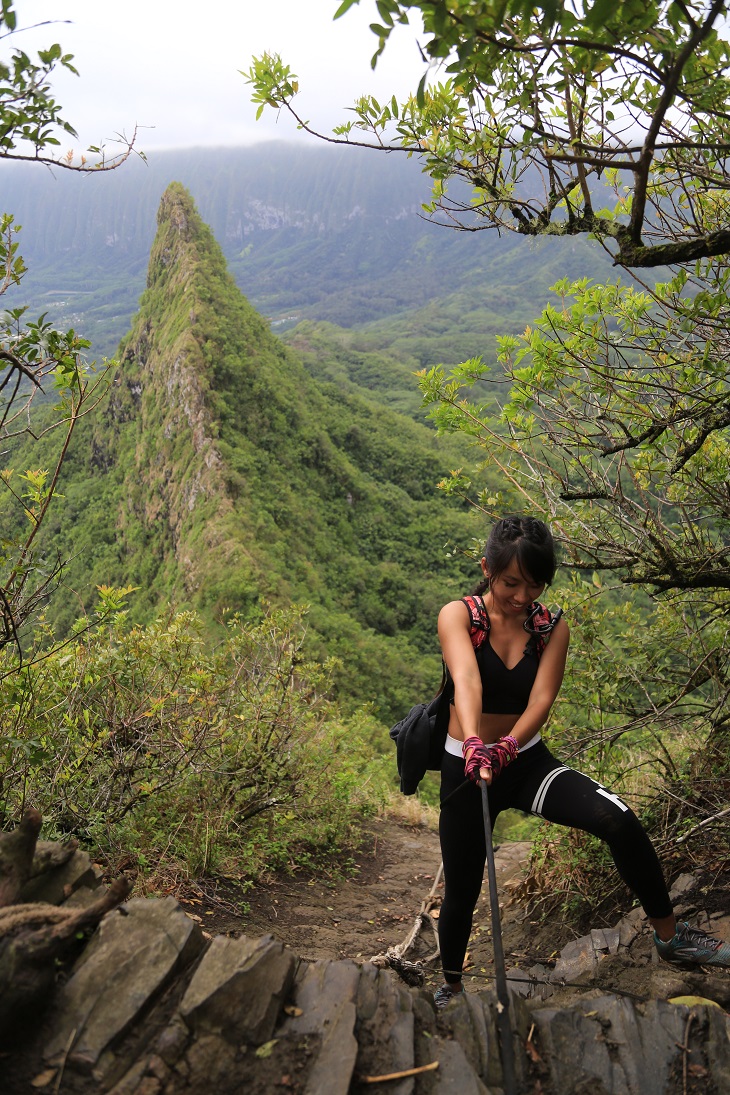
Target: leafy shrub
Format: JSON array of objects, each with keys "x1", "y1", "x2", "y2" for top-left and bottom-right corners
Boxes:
[{"x1": 0, "y1": 600, "x2": 389, "y2": 885}]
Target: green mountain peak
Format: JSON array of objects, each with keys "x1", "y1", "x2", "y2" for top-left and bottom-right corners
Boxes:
[
  {"x1": 109, "y1": 182, "x2": 263, "y2": 613},
  {"x1": 35, "y1": 184, "x2": 476, "y2": 718}
]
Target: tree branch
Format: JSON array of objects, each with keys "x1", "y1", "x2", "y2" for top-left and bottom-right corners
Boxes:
[
  {"x1": 614, "y1": 226, "x2": 730, "y2": 267},
  {"x1": 630, "y1": 0, "x2": 727, "y2": 245}
]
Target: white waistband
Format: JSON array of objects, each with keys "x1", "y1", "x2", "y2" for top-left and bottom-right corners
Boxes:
[{"x1": 444, "y1": 732, "x2": 541, "y2": 758}]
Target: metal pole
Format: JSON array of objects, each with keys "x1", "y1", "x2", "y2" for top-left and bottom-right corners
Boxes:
[{"x1": 481, "y1": 780, "x2": 519, "y2": 1095}]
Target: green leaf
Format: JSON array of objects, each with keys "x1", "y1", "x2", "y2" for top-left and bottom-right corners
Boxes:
[
  {"x1": 416, "y1": 71, "x2": 428, "y2": 108},
  {"x1": 376, "y1": 0, "x2": 395, "y2": 27},
  {"x1": 333, "y1": 0, "x2": 360, "y2": 18},
  {"x1": 584, "y1": 0, "x2": 620, "y2": 31}
]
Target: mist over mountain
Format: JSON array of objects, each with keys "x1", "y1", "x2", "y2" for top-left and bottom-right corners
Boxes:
[{"x1": 0, "y1": 143, "x2": 613, "y2": 362}]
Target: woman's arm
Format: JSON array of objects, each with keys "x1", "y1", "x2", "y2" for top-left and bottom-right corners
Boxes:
[
  {"x1": 438, "y1": 599, "x2": 483, "y2": 743},
  {"x1": 508, "y1": 617, "x2": 570, "y2": 748}
]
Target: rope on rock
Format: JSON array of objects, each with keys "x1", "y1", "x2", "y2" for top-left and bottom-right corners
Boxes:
[{"x1": 369, "y1": 861, "x2": 444, "y2": 986}]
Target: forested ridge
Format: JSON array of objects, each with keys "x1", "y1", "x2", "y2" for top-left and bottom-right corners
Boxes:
[{"x1": 5, "y1": 181, "x2": 483, "y2": 723}]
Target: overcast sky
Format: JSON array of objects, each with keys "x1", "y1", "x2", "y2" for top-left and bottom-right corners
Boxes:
[{"x1": 11, "y1": 1, "x2": 426, "y2": 153}]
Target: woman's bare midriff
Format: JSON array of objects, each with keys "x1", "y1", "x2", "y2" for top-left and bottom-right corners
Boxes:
[{"x1": 447, "y1": 706, "x2": 520, "y2": 745}]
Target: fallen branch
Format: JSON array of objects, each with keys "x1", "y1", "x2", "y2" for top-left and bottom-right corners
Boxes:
[
  {"x1": 359, "y1": 1060, "x2": 439, "y2": 1083},
  {"x1": 396, "y1": 864, "x2": 444, "y2": 957},
  {"x1": 675, "y1": 807, "x2": 730, "y2": 845}
]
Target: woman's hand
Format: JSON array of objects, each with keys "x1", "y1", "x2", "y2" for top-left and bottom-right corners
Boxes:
[
  {"x1": 463, "y1": 735, "x2": 519, "y2": 785},
  {"x1": 462, "y1": 737, "x2": 492, "y2": 784}
]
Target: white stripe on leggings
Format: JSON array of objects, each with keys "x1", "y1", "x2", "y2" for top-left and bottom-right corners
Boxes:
[{"x1": 531, "y1": 766, "x2": 570, "y2": 816}]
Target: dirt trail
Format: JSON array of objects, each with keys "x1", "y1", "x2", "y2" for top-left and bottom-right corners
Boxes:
[
  {"x1": 184, "y1": 817, "x2": 580, "y2": 993},
  {"x1": 243, "y1": 818, "x2": 449, "y2": 967}
]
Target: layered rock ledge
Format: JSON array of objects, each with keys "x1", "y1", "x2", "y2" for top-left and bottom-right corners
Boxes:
[{"x1": 2, "y1": 820, "x2": 729, "y2": 1094}]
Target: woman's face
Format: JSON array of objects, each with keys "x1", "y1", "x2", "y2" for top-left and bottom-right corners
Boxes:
[{"x1": 482, "y1": 556, "x2": 545, "y2": 614}]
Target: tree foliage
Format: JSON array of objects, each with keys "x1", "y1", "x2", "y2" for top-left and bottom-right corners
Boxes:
[
  {"x1": 0, "y1": 1, "x2": 135, "y2": 170},
  {"x1": 423, "y1": 260, "x2": 729, "y2": 590},
  {"x1": 248, "y1": 1, "x2": 730, "y2": 267},
  {"x1": 0, "y1": 276, "x2": 110, "y2": 660}
]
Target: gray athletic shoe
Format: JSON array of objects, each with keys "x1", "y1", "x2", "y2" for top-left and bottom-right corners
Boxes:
[
  {"x1": 654, "y1": 922, "x2": 730, "y2": 968},
  {"x1": 433, "y1": 983, "x2": 465, "y2": 1009}
]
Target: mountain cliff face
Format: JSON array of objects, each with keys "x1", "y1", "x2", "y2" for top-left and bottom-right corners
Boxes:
[
  {"x1": 47, "y1": 183, "x2": 475, "y2": 718},
  {"x1": 103, "y1": 183, "x2": 261, "y2": 615}
]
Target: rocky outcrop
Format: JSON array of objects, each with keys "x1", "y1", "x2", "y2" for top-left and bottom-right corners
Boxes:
[
  {"x1": 2, "y1": 822, "x2": 729, "y2": 1094},
  {"x1": 2, "y1": 901, "x2": 730, "y2": 1092}
]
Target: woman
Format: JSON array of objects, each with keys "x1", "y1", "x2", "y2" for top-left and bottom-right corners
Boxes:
[{"x1": 435, "y1": 515, "x2": 729, "y2": 1008}]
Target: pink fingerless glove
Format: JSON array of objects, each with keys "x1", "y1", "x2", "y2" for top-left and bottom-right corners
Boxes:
[
  {"x1": 489, "y1": 734, "x2": 519, "y2": 779},
  {"x1": 462, "y1": 736, "x2": 491, "y2": 783},
  {"x1": 462, "y1": 734, "x2": 519, "y2": 783}
]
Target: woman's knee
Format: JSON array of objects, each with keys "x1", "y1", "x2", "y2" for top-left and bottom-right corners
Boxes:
[{"x1": 445, "y1": 868, "x2": 483, "y2": 907}]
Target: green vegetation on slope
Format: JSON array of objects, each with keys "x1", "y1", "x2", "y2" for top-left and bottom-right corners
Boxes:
[
  {"x1": 0, "y1": 603, "x2": 389, "y2": 888},
  {"x1": 17, "y1": 182, "x2": 486, "y2": 725}
]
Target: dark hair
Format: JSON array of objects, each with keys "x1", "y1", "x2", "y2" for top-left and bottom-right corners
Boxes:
[{"x1": 472, "y1": 516, "x2": 556, "y2": 595}]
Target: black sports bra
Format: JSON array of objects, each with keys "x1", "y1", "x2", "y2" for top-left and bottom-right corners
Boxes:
[
  {"x1": 474, "y1": 639, "x2": 538, "y2": 714},
  {"x1": 462, "y1": 595, "x2": 540, "y2": 714}
]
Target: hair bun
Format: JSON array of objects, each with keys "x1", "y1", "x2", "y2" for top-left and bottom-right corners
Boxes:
[
  {"x1": 498, "y1": 516, "x2": 524, "y2": 541},
  {"x1": 481, "y1": 515, "x2": 556, "y2": 587}
]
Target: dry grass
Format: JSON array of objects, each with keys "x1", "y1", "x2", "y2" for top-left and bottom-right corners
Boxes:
[{"x1": 384, "y1": 793, "x2": 439, "y2": 831}]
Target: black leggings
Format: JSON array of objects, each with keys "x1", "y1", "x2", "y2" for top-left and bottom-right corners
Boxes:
[{"x1": 439, "y1": 739, "x2": 672, "y2": 984}]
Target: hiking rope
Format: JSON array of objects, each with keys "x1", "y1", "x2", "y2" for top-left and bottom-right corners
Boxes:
[
  {"x1": 440, "y1": 966, "x2": 650, "y2": 1004},
  {"x1": 440, "y1": 776, "x2": 470, "y2": 806},
  {"x1": 369, "y1": 844, "x2": 661, "y2": 1008}
]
